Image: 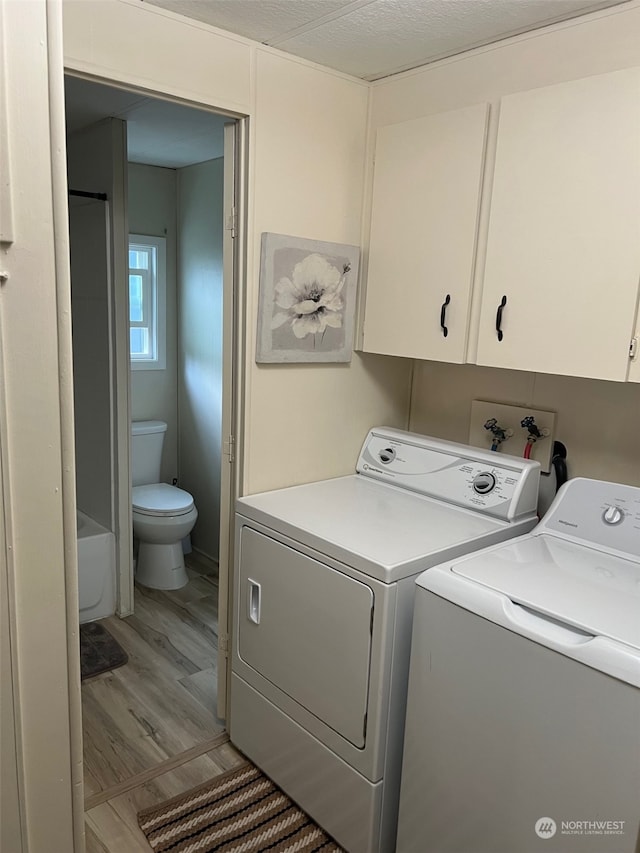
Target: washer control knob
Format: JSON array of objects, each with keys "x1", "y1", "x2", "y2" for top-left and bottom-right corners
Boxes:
[
  {"x1": 602, "y1": 506, "x2": 624, "y2": 526},
  {"x1": 379, "y1": 447, "x2": 396, "y2": 464},
  {"x1": 473, "y1": 472, "x2": 497, "y2": 494}
]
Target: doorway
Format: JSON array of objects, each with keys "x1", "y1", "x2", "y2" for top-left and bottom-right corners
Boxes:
[{"x1": 64, "y1": 74, "x2": 245, "y2": 841}]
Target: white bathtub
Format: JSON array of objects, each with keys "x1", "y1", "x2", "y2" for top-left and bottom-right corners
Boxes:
[{"x1": 77, "y1": 511, "x2": 116, "y2": 624}]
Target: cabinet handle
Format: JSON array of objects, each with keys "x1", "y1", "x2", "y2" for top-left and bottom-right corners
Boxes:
[
  {"x1": 495, "y1": 295, "x2": 507, "y2": 342},
  {"x1": 440, "y1": 294, "x2": 451, "y2": 338}
]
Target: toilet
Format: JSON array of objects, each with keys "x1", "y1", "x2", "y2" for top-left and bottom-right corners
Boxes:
[{"x1": 131, "y1": 420, "x2": 198, "y2": 590}]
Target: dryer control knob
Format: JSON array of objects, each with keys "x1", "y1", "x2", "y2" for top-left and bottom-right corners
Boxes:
[
  {"x1": 602, "y1": 506, "x2": 624, "y2": 525},
  {"x1": 473, "y1": 472, "x2": 496, "y2": 494}
]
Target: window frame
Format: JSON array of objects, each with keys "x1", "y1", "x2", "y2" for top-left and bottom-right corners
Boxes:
[{"x1": 128, "y1": 233, "x2": 166, "y2": 371}]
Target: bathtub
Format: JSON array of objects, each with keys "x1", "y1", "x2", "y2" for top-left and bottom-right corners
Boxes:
[{"x1": 77, "y1": 511, "x2": 116, "y2": 624}]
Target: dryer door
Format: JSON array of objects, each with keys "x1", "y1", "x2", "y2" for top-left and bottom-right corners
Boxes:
[{"x1": 237, "y1": 526, "x2": 374, "y2": 747}]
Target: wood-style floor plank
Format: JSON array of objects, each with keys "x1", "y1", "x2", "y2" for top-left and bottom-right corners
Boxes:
[
  {"x1": 82, "y1": 561, "x2": 225, "y2": 799},
  {"x1": 85, "y1": 741, "x2": 245, "y2": 853},
  {"x1": 178, "y1": 666, "x2": 219, "y2": 714},
  {"x1": 82, "y1": 675, "x2": 169, "y2": 792},
  {"x1": 132, "y1": 586, "x2": 217, "y2": 670},
  {"x1": 185, "y1": 593, "x2": 219, "y2": 625},
  {"x1": 163, "y1": 574, "x2": 218, "y2": 605},
  {"x1": 103, "y1": 611, "x2": 199, "y2": 681},
  {"x1": 85, "y1": 805, "x2": 151, "y2": 853},
  {"x1": 84, "y1": 823, "x2": 111, "y2": 853},
  {"x1": 86, "y1": 733, "x2": 229, "y2": 810}
]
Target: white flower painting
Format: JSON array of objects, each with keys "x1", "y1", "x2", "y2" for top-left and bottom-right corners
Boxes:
[{"x1": 256, "y1": 233, "x2": 360, "y2": 363}]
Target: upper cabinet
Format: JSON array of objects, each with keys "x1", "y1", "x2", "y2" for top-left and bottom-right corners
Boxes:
[
  {"x1": 361, "y1": 104, "x2": 489, "y2": 362},
  {"x1": 476, "y1": 69, "x2": 640, "y2": 382},
  {"x1": 362, "y1": 68, "x2": 640, "y2": 382}
]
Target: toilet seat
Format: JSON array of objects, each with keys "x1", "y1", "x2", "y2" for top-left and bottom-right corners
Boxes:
[{"x1": 132, "y1": 483, "x2": 194, "y2": 517}]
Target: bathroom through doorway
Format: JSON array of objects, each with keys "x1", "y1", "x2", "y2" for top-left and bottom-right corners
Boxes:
[{"x1": 65, "y1": 74, "x2": 245, "y2": 831}]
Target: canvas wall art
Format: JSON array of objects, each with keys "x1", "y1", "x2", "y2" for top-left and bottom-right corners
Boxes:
[{"x1": 256, "y1": 232, "x2": 360, "y2": 363}]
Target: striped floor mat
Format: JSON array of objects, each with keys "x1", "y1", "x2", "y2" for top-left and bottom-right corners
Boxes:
[{"x1": 137, "y1": 761, "x2": 345, "y2": 852}]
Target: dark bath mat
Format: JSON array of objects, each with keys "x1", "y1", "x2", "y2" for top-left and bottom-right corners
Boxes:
[{"x1": 80, "y1": 621, "x2": 128, "y2": 680}]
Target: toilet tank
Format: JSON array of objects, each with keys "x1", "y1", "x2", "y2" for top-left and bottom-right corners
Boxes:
[{"x1": 131, "y1": 420, "x2": 167, "y2": 487}]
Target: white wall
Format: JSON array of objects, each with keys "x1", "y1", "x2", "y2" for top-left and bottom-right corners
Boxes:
[
  {"x1": 410, "y1": 362, "x2": 640, "y2": 487},
  {"x1": 10, "y1": 1, "x2": 640, "y2": 846},
  {"x1": 245, "y1": 51, "x2": 411, "y2": 494},
  {"x1": 128, "y1": 162, "x2": 178, "y2": 482},
  {"x1": 2, "y1": 1, "x2": 77, "y2": 848},
  {"x1": 369, "y1": 1, "x2": 640, "y2": 489},
  {"x1": 62, "y1": 0, "x2": 412, "y2": 500},
  {"x1": 177, "y1": 158, "x2": 224, "y2": 561}
]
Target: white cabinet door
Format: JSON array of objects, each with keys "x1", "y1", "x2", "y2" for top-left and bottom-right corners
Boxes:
[
  {"x1": 363, "y1": 104, "x2": 489, "y2": 362},
  {"x1": 476, "y1": 69, "x2": 640, "y2": 381}
]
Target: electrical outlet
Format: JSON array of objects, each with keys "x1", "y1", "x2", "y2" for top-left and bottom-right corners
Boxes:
[{"x1": 469, "y1": 400, "x2": 557, "y2": 473}]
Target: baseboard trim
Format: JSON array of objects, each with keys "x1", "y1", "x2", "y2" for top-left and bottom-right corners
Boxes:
[{"x1": 188, "y1": 547, "x2": 219, "y2": 576}]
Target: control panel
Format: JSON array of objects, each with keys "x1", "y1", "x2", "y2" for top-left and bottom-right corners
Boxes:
[
  {"x1": 541, "y1": 477, "x2": 640, "y2": 558},
  {"x1": 356, "y1": 428, "x2": 540, "y2": 521}
]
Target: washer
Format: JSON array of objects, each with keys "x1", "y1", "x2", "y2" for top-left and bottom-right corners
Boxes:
[
  {"x1": 397, "y1": 476, "x2": 640, "y2": 853},
  {"x1": 230, "y1": 427, "x2": 540, "y2": 853}
]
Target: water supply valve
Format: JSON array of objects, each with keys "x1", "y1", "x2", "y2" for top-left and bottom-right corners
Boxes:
[
  {"x1": 521, "y1": 416, "x2": 550, "y2": 459},
  {"x1": 484, "y1": 418, "x2": 513, "y2": 451}
]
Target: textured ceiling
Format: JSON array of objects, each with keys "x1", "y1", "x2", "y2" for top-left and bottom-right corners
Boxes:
[
  {"x1": 65, "y1": 0, "x2": 629, "y2": 167},
  {"x1": 142, "y1": 0, "x2": 629, "y2": 80}
]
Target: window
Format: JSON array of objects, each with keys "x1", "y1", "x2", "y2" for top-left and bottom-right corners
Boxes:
[{"x1": 129, "y1": 234, "x2": 166, "y2": 370}]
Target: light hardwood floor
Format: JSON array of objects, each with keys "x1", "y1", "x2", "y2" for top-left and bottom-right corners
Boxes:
[
  {"x1": 83, "y1": 557, "x2": 231, "y2": 851},
  {"x1": 85, "y1": 738, "x2": 245, "y2": 852}
]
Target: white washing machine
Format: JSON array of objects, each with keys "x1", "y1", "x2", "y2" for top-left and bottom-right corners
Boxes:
[
  {"x1": 397, "y1": 477, "x2": 640, "y2": 853},
  {"x1": 230, "y1": 427, "x2": 540, "y2": 853}
]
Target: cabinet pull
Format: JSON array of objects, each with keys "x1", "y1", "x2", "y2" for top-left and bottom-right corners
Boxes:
[
  {"x1": 495, "y1": 295, "x2": 507, "y2": 342},
  {"x1": 440, "y1": 294, "x2": 451, "y2": 338}
]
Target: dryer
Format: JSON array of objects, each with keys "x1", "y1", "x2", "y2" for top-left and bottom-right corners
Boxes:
[{"x1": 230, "y1": 427, "x2": 541, "y2": 853}]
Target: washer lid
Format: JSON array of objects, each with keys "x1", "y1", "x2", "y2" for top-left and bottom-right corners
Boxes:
[
  {"x1": 449, "y1": 534, "x2": 640, "y2": 650},
  {"x1": 132, "y1": 483, "x2": 194, "y2": 516}
]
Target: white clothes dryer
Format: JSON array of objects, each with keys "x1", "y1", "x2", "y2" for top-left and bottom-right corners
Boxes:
[
  {"x1": 397, "y1": 477, "x2": 640, "y2": 853},
  {"x1": 230, "y1": 427, "x2": 540, "y2": 853}
]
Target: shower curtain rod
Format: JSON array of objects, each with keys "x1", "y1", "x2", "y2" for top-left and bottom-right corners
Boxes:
[{"x1": 68, "y1": 189, "x2": 108, "y2": 201}]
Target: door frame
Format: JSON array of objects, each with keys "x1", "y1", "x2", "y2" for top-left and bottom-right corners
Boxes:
[
  {"x1": 217, "y1": 117, "x2": 248, "y2": 717},
  {"x1": 62, "y1": 72, "x2": 248, "y2": 712}
]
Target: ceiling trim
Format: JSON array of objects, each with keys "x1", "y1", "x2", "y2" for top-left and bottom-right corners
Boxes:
[
  {"x1": 369, "y1": 0, "x2": 635, "y2": 84},
  {"x1": 267, "y1": 0, "x2": 377, "y2": 46}
]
